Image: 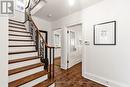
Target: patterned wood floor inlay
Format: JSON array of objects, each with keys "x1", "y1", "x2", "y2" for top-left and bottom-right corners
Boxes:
[{"x1": 54, "y1": 58, "x2": 106, "y2": 87}]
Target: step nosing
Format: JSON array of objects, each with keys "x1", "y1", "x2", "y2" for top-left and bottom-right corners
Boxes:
[
  {"x1": 9, "y1": 45, "x2": 36, "y2": 47},
  {"x1": 9, "y1": 63, "x2": 44, "y2": 75},
  {"x1": 9, "y1": 34, "x2": 31, "y2": 37},
  {"x1": 9, "y1": 19, "x2": 24, "y2": 24},
  {"x1": 9, "y1": 22, "x2": 25, "y2": 27},
  {"x1": 9, "y1": 29, "x2": 30, "y2": 33},
  {"x1": 9, "y1": 70, "x2": 48, "y2": 87},
  {"x1": 9, "y1": 39, "x2": 33, "y2": 42},
  {"x1": 9, "y1": 26, "x2": 26, "y2": 29},
  {"x1": 9, "y1": 50, "x2": 37, "y2": 55},
  {"x1": 9, "y1": 56, "x2": 40, "y2": 64},
  {"x1": 33, "y1": 79, "x2": 55, "y2": 87}
]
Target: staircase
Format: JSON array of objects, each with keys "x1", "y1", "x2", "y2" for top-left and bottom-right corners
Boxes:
[{"x1": 8, "y1": 19, "x2": 55, "y2": 87}]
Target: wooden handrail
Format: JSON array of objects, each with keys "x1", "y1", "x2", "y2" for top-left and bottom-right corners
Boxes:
[
  {"x1": 25, "y1": 0, "x2": 55, "y2": 79},
  {"x1": 27, "y1": 13, "x2": 55, "y2": 48}
]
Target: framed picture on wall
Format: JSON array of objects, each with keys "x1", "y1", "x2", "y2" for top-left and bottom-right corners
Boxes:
[{"x1": 94, "y1": 21, "x2": 116, "y2": 45}]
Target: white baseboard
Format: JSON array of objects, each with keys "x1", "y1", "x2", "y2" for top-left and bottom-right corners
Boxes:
[
  {"x1": 68, "y1": 59, "x2": 81, "y2": 68},
  {"x1": 83, "y1": 72, "x2": 129, "y2": 87}
]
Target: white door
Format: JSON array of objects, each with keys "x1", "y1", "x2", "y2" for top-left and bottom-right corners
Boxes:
[{"x1": 67, "y1": 24, "x2": 82, "y2": 68}]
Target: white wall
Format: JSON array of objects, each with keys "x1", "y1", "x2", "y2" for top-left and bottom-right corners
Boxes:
[
  {"x1": 52, "y1": 0, "x2": 130, "y2": 86},
  {"x1": 61, "y1": 27, "x2": 68, "y2": 69},
  {"x1": 9, "y1": 10, "x2": 25, "y2": 22},
  {"x1": 9, "y1": 0, "x2": 25, "y2": 22},
  {"x1": 82, "y1": 0, "x2": 130, "y2": 87},
  {"x1": 54, "y1": 48, "x2": 61, "y2": 58},
  {"x1": 0, "y1": 16, "x2": 8, "y2": 87},
  {"x1": 32, "y1": 16, "x2": 52, "y2": 45},
  {"x1": 53, "y1": 29, "x2": 62, "y2": 58}
]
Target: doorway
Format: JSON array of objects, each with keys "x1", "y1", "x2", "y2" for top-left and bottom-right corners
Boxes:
[
  {"x1": 67, "y1": 24, "x2": 82, "y2": 68},
  {"x1": 53, "y1": 29, "x2": 62, "y2": 68}
]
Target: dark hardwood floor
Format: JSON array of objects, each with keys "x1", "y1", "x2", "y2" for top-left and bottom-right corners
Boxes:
[{"x1": 54, "y1": 58, "x2": 106, "y2": 87}]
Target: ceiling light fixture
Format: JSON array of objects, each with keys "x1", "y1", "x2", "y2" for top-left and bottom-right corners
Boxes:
[
  {"x1": 69, "y1": 0, "x2": 75, "y2": 6},
  {"x1": 48, "y1": 14, "x2": 52, "y2": 17}
]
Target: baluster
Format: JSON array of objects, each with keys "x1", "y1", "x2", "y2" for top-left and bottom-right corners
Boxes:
[
  {"x1": 25, "y1": 9, "x2": 55, "y2": 79},
  {"x1": 52, "y1": 48, "x2": 54, "y2": 78},
  {"x1": 35, "y1": 30, "x2": 38, "y2": 51},
  {"x1": 49, "y1": 48, "x2": 52, "y2": 79}
]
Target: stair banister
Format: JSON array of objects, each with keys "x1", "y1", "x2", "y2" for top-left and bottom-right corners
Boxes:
[{"x1": 25, "y1": 0, "x2": 55, "y2": 79}]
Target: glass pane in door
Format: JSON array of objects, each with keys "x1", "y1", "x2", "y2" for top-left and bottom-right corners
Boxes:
[{"x1": 70, "y1": 31, "x2": 76, "y2": 52}]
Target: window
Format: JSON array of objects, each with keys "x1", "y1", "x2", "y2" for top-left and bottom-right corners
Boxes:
[
  {"x1": 70, "y1": 31, "x2": 76, "y2": 52},
  {"x1": 16, "y1": 0, "x2": 25, "y2": 12},
  {"x1": 54, "y1": 34, "x2": 60, "y2": 47}
]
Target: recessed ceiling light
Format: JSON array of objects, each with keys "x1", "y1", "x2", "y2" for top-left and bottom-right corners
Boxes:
[
  {"x1": 48, "y1": 14, "x2": 52, "y2": 17},
  {"x1": 69, "y1": 0, "x2": 75, "y2": 6}
]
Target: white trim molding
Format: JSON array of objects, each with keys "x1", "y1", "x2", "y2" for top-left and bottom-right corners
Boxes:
[{"x1": 83, "y1": 72, "x2": 129, "y2": 87}]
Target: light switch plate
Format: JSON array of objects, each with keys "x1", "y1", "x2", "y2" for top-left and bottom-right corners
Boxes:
[{"x1": 85, "y1": 41, "x2": 90, "y2": 45}]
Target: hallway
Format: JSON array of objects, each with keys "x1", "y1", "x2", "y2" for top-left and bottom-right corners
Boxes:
[{"x1": 54, "y1": 58, "x2": 106, "y2": 87}]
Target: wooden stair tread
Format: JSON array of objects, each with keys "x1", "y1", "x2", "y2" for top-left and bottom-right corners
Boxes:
[
  {"x1": 9, "y1": 39, "x2": 33, "y2": 42},
  {"x1": 9, "y1": 19, "x2": 24, "y2": 24},
  {"x1": 9, "y1": 50, "x2": 37, "y2": 55},
  {"x1": 9, "y1": 29, "x2": 30, "y2": 33},
  {"x1": 33, "y1": 79, "x2": 55, "y2": 87},
  {"x1": 9, "y1": 45, "x2": 36, "y2": 47},
  {"x1": 9, "y1": 63, "x2": 44, "y2": 75},
  {"x1": 9, "y1": 34, "x2": 31, "y2": 37},
  {"x1": 9, "y1": 56, "x2": 40, "y2": 64},
  {"x1": 9, "y1": 22, "x2": 25, "y2": 27},
  {"x1": 9, "y1": 70, "x2": 48, "y2": 87},
  {"x1": 9, "y1": 25, "x2": 26, "y2": 30}
]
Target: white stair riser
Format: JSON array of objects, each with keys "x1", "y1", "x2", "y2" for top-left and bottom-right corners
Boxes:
[
  {"x1": 9, "y1": 21, "x2": 24, "y2": 25},
  {"x1": 9, "y1": 52, "x2": 38, "y2": 60},
  {"x1": 9, "y1": 36, "x2": 32, "y2": 40},
  {"x1": 9, "y1": 41, "x2": 35, "y2": 45},
  {"x1": 9, "y1": 27, "x2": 26, "y2": 31},
  {"x1": 9, "y1": 59, "x2": 40, "y2": 70},
  {"x1": 9, "y1": 24, "x2": 25, "y2": 28},
  {"x1": 9, "y1": 47, "x2": 36, "y2": 52},
  {"x1": 9, "y1": 31, "x2": 31, "y2": 36},
  {"x1": 20, "y1": 75, "x2": 48, "y2": 87},
  {"x1": 9, "y1": 66, "x2": 44, "y2": 82}
]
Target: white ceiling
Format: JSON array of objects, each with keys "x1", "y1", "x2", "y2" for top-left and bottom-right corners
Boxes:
[{"x1": 34, "y1": 0, "x2": 103, "y2": 22}]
